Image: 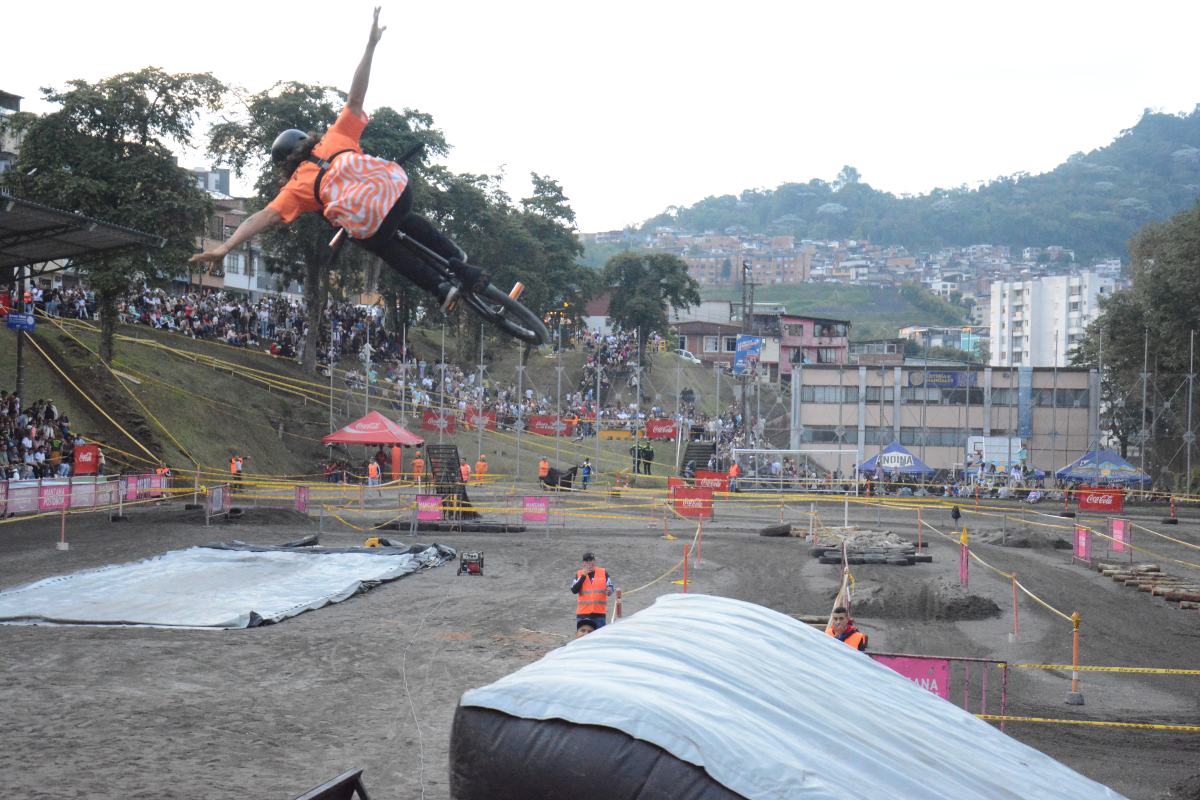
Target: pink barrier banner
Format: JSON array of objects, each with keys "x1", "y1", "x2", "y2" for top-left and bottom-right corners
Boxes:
[
  {"x1": 1110, "y1": 518, "x2": 1127, "y2": 553},
  {"x1": 295, "y1": 486, "x2": 309, "y2": 514},
  {"x1": 1073, "y1": 525, "x2": 1091, "y2": 562},
  {"x1": 149, "y1": 475, "x2": 164, "y2": 498},
  {"x1": 871, "y1": 654, "x2": 951, "y2": 699},
  {"x1": 6, "y1": 483, "x2": 41, "y2": 514},
  {"x1": 38, "y1": 482, "x2": 72, "y2": 512},
  {"x1": 417, "y1": 494, "x2": 443, "y2": 521},
  {"x1": 125, "y1": 476, "x2": 139, "y2": 502},
  {"x1": 71, "y1": 482, "x2": 96, "y2": 509},
  {"x1": 522, "y1": 495, "x2": 550, "y2": 522}
]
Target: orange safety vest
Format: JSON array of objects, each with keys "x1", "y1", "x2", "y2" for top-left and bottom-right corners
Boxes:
[
  {"x1": 538, "y1": 459, "x2": 550, "y2": 478},
  {"x1": 475, "y1": 460, "x2": 487, "y2": 476},
  {"x1": 413, "y1": 458, "x2": 425, "y2": 477},
  {"x1": 825, "y1": 624, "x2": 868, "y2": 651},
  {"x1": 230, "y1": 457, "x2": 238, "y2": 475},
  {"x1": 575, "y1": 567, "x2": 609, "y2": 616},
  {"x1": 460, "y1": 463, "x2": 470, "y2": 481},
  {"x1": 729, "y1": 463, "x2": 741, "y2": 479},
  {"x1": 368, "y1": 462, "x2": 380, "y2": 479}
]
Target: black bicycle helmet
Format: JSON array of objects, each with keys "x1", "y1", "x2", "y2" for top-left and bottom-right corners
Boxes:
[{"x1": 270, "y1": 129, "x2": 309, "y2": 164}]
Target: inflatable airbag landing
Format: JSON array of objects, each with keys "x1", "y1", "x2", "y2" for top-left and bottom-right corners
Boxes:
[
  {"x1": 450, "y1": 708, "x2": 743, "y2": 800},
  {"x1": 452, "y1": 594, "x2": 1125, "y2": 800}
]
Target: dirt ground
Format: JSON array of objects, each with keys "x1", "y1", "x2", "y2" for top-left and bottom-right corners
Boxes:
[{"x1": 0, "y1": 494, "x2": 1197, "y2": 799}]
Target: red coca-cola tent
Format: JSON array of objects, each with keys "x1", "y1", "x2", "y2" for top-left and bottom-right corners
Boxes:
[{"x1": 322, "y1": 412, "x2": 424, "y2": 447}]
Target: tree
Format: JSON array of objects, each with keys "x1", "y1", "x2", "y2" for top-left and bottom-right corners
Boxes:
[
  {"x1": 1, "y1": 68, "x2": 224, "y2": 362},
  {"x1": 602, "y1": 252, "x2": 700, "y2": 359}
]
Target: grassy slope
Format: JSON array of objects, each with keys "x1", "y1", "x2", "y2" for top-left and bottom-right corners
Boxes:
[
  {"x1": 6, "y1": 321, "x2": 783, "y2": 481},
  {"x1": 700, "y1": 284, "x2": 967, "y2": 339}
]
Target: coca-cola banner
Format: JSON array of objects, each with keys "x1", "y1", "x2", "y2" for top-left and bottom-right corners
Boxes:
[
  {"x1": 673, "y1": 487, "x2": 714, "y2": 519},
  {"x1": 527, "y1": 415, "x2": 575, "y2": 437},
  {"x1": 694, "y1": 470, "x2": 729, "y2": 492},
  {"x1": 421, "y1": 410, "x2": 457, "y2": 434},
  {"x1": 645, "y1": 418, "x2": 677, "y2": 440},
  {"x1": 1077, "y1": 488, "x2": 1124, "y2": 513},
  {"x1": 462, "y1": 407, "x2": 497, "y2": 431}
]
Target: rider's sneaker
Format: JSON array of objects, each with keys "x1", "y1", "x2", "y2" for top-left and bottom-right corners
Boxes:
[
  {"x1": 437, "y1": 282, "x2": 461, "y2": 313},
  {"x1": 448, "y1": 257, "x2": 490, "y2": 292}
]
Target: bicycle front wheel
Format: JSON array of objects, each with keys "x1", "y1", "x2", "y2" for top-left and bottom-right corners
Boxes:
[{"x1": 462, "y1": 284, "x2": 549, "y2": 345}]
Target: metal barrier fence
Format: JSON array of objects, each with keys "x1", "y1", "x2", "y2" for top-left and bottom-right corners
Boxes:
[{"x1": 870, "y1": 652, "x2": 1009, "y2": 730}]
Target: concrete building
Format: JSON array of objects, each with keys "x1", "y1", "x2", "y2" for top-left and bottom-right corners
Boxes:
[
  {"x1": 989, "y1": 272, "x2": 1116, "y2": 367},
  {"x1": 788, "y1": 363, "x2": 1097, "y2": 473},
  {"x1": 0, "y1": 90, "x2": 23, "y2": 175}
]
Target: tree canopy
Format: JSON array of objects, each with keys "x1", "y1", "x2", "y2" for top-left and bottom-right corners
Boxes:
[
  {"x1": 1, "y1": 67, "x2": 224, "y2": 361},
  {"x1": 602, "y1": 252, "x2": 700, "y2": 358},
  {"x1": 641, "y1": 107, "x2": 1200, "y2": 262},
  {"x1": 1074, "y1": 200, "x2": 1200, "y2": 482}
]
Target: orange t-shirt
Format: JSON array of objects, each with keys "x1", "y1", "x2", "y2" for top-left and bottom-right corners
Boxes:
[{"x1": 268, "y1": 105, "x2": 369, "y2": 225}]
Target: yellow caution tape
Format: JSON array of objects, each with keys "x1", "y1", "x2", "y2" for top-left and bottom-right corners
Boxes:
[
  {"x1": 975, "y1": 715, "x2": 1200, "y2": 733},
  {"x1": 1012, "y1": 664, "x2": 1200, "y2": 676}
]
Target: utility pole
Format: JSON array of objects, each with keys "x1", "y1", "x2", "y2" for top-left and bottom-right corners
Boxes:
[
  {"x1": 740, "y1": 259, "x2": 755, "y2": 440},
  {"x1": 15, "y1": 265, "x2": 26, "y2": 401},
  {"x1": 1140, "y1": 329, "x2": 1149, "y2": 490},
  {"x1": 1188, "y1": 331, "x2": 1196, "y2": 494},
  {"x1": 477, "y1": 323, "x2": 485, "y2": 461}
]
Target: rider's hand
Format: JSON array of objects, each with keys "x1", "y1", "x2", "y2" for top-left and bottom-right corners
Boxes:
[
  {"x1": 189, "y1": 248, "x2": 226, "y2": 265},
  {"x1": 368, "y1": 7, "x2": 386, "y2": 46}
]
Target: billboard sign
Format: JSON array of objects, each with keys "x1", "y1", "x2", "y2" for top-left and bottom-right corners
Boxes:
[{"x1": 732, "y1": 335, "x2": 763, "y2": 376}]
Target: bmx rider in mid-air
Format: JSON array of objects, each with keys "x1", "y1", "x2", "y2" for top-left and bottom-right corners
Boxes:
[{"x1": 190, "y1": 7, "x2": 487, "y2": 312}]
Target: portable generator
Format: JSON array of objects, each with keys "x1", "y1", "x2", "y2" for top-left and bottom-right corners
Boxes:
[{"x1": 458, "y1": 551, "x2": 484, "y2": 576}]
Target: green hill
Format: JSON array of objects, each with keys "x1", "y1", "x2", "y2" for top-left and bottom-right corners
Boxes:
[
  {"x1": 4, "y1": 319, "x2": 764, "y2": 482},
  {"x1": 700, "y1": 283, "x2": 968, "y2": 340},
  {"x1": 641, "y1": 106, "x2": 1200, "y2": 262}
]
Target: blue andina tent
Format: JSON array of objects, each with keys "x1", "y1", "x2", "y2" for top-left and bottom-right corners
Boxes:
[
  {"x1": 1055, "y1": 448, "x2": 1151, "y2": 486},
  {"x1": 857, "y1": 441, "x2": 936, "y2": 476}
]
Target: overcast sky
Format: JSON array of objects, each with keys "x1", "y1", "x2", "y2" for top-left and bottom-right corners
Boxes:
[{"x1": 7, "y1": 1, "x2": 1199, "y2": 232}]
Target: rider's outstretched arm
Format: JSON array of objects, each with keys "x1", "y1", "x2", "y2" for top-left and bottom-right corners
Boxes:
[{"x1": 347, "y1": 7, "x2": 387, "y2": 116}]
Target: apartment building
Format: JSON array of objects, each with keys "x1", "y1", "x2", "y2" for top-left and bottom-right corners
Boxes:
[{"x1": 989, "y1": 271, "x2": 1115, "y2": 367}]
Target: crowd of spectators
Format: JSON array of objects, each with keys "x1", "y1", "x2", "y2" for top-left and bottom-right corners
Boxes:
[{"x1": 0, "y1": 391, "x2": 94, "y2": 480}]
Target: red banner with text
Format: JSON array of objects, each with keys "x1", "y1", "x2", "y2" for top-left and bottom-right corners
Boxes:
[
  {"x1": 673, "y1": 487, "x2": 714, "y2": 519},
  {"x1": 1077, "y1": 488, "x2": 1124, "y2": 513},
  {"x1": 645, "y1": 418, "x2": 677, "y2": 440},
  {"x1": 421, "y1": 410, "x2": 457, "y2": 434},
  {"x1": 527, "y1": 415, "x2": 575, "y2": 437}
]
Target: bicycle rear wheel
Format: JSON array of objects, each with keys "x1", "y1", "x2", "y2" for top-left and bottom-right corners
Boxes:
[{"x1": 461, "y1": 284, "x2": 549, "y2": 345}]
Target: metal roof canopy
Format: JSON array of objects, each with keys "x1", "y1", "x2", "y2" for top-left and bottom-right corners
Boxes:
[{"x1": 0, "y1": 191, "x2": 165, "y2": 276}]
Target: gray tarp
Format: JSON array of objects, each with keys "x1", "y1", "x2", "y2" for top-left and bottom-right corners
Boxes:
[
  {"x1": 0, "y1": 543, "x2": 454, "y2": 628},
  {"x1": 458, "y1": 594, "x2": 1124, "y2": 800}
]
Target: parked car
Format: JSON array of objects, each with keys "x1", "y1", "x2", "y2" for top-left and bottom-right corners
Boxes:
[{"x1": 675, "y1": 349, "x2": 702, "y2": 365}]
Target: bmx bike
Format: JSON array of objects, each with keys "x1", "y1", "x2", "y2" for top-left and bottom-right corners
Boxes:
[{"x1": 330, "y1": 227, "x2": 549, "y2": 345}]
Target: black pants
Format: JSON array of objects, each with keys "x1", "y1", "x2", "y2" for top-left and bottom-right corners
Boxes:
[{"x1": 357, "y1": 185, "x2": 464, "y2": 295}]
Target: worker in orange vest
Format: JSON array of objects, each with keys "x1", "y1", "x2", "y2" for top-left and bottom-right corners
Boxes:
[
  {"x1": 367, "y1": 460, "x2": 381, "y2": 486},
  {"x1": 571, "y1": 551, "x2": 614, "y2": 631},
  {"x1": 474, "y1": 454, "x2": 488, "y2": 482},
  {"x1": 459, "y1": 459, "x2": 471, "y2": 483},
  {"x1": 825, "y1": 606, "x2": 867, "y2": 651},
  {"x1": 727, "y1": 460, "x2": 741, "y2": 493},
  {"x1": 412, "y1": 452, "x2": 425, "y2": 485},
  {"x1": 230, "y1": 455, "x2": 238, "y2": 476},
  {"x1": 538, "y1": 457, "x2": 550, "y2": 485}
]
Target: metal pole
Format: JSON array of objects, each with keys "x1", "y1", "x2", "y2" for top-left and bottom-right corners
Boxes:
[
  {"x1": 439, "y1": 322, "x2": 446, "y2": 444},
  {"x1": 1140, "y1": 329, "x2": 1149, "y2": 493},
  {"x1": 674, "y1": 363, "x2": 682, "y2": 473},
  {"x1": 516, "y1": 346, "x2": 524, "y2": 480},
  {"x1": 364, "y1": 311, "x2": 371, "y2": 415},
  {"x1": 15, "y1": 265, "x2": 26, "y2": 400},
  {"x1": 400, "y1": 323, "x2": 407, "y2": 419},
  {"x1": 555, "y1": 317, "x2": 562, "y2": 469},
  {"x1": 594, "y1": 354, "x2": 602, "y2": 474},
  {"x1": 477, "y1": 323, "x2": 485, "y2": 462},
  {"x1": 1187, "y1": 331, "x2": 1195, "y2": 494}
]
